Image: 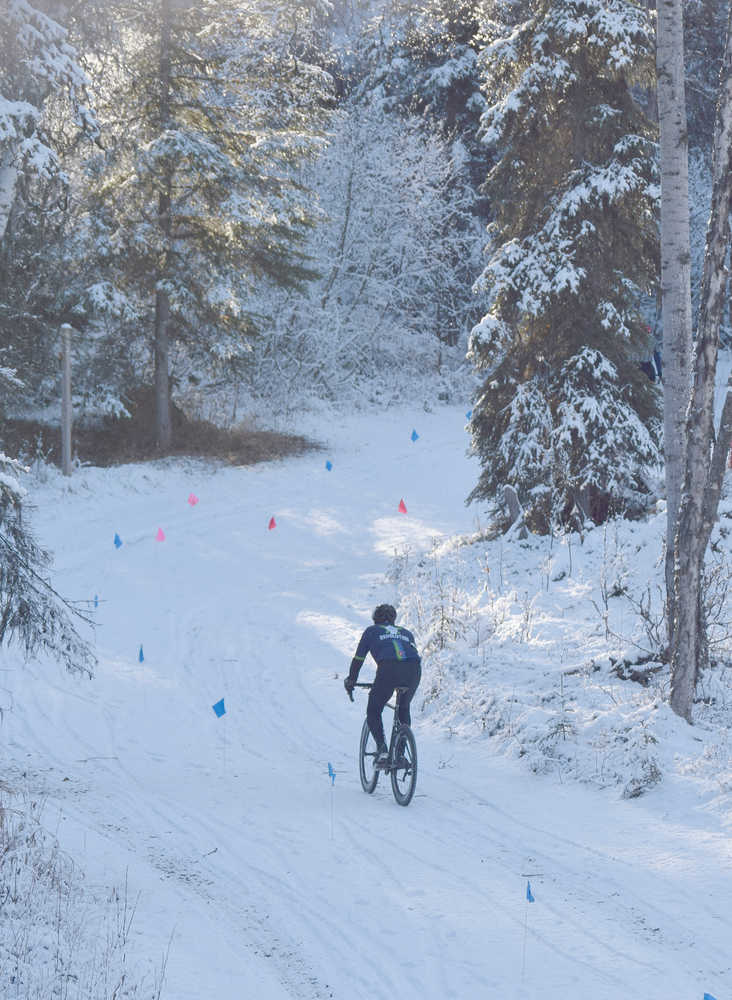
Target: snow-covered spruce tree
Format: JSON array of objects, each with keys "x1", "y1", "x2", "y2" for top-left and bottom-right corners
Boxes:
[
  {"x1": 468, "y1": 0, "x2": 661, "y2": 532},
  {"x1": 0, "y1": 369, "x2": 94, "y2": 674},
  {"x1": 88, "y1": 0, "x2": 333, "y2": 449},
  {"x1": 685, "y1": 0, "x2": 729, "y2": 150},
  {"x1": 0, "y1": 0, "x2": 96, "y2": 240},
  {"x1": 356, "y1": 0, "x2": 486, "y2": 184},
  {"x1": 0, "y1": 1, "x2": 98, "y2": 404}
]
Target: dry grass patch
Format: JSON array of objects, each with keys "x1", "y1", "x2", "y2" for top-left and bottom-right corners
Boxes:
[{"x1": 2, "y1": 390, "x2": 318, "y2": 468}]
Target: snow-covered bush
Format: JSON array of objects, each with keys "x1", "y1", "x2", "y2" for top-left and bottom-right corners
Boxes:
[
  {"x1": 391, "y1": 502, "x2": 732, "y2": 798},
  {"x1": 0, "y1": 790, "x2": 166, "y2": 998},
  {"x1": 235, "y1": 101, "x2": 482, "y2": 416},
  {"x1": 0, "y1": 367, "x2": 94, "y2": 675}
]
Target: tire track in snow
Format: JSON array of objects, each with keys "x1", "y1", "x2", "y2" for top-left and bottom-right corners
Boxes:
[{"x1": 337, "y1": 784, "x2": 639, "y2": 995}]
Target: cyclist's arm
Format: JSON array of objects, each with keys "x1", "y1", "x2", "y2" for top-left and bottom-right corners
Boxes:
[{"x1": 347, "y1": 628, "x2": 373, "y2": 684}]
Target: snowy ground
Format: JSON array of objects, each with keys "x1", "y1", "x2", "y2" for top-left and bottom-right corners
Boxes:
[{"x1": 1, "y1": 405, "x2": 731, "y2": 1000}]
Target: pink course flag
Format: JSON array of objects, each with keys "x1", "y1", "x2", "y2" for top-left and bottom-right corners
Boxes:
[
  {"x1": 156, "y1": 527, "x2": 166, "y2": 541},
  {"x1": 187, "y1": 493, "x2": 199, "y2": 506},
  {"x1": 268, "y1": 516, "x2": 276, "y2": 530},
  {"x1": 398, "y1": 499, "x2": 407, "y2": 514}
]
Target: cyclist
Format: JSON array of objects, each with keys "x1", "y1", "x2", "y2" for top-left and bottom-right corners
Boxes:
[{"x1": 344, "y1": 604, "x2": 421, "y2": 767}]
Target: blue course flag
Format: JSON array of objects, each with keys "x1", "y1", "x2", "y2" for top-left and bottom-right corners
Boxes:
[
  {"x1": 138, "y1": 645, "x2": 144, "y2": 663},
  {"x1": 466, "y1": 410, "x2": 472, "y2": 420},
  {"x1": 411, "y1": 429, "x2": 419, "y2": 442},
  {"x1": 114, "y1": 533, "x2": 122, "y2": 549},
  {"x1": 325, "y1": 460, "x2": 333, "y2": 471},
  {"x1": 94, "y1": 594, "x2": 99, "y2": 608},
  {"x1": 526, "y1": 881, "x2": 535, "y2": 903},
  {"x1": 213, "y1": 698, "x2": 226, "y2": 718},
  {"x1": 328, "y1": 762, "x2": 336, "y2": 785},
  {"x1": 704, "y1": 994, "x2": 718, "y2": 1000}
]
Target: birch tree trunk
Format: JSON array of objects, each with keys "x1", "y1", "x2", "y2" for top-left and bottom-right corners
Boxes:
[
  {"x1": 154, "y1": 0, "x2": 173, "y2": 452},
  {"x1": 671, "y1": 2, "x2": 732, "y2": 720},
  {"x1": 656, "y1": 0, "x2": 693, "y2": 644}
]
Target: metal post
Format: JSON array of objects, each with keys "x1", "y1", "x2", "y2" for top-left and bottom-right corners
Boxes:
[{"x1": 60, "y1": 323, "x2": 72, "y2": 477}]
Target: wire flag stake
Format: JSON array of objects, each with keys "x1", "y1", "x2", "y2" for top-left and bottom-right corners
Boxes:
[
  {"x1": 328, "y1": 762, "x2": 336, "y2": 839},
  {"x1": 521, "y1": 880, "x2": 535, "y2": 980}
]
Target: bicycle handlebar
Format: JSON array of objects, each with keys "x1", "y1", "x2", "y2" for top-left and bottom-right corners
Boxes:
[
  {"x1": 347, "y1": 681, "x2": 372, "y2": 702},
  {"x1": 347, "y1": 681, "x2": 406, "y2": 714}
]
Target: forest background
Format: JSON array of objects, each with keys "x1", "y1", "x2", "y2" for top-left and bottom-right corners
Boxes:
[
  {"x1": 2, "y1": 0, "x2": 732, "y2": 711},
  {"x1": 2, "y1": 0, "x2": 732, "y2": 699}
]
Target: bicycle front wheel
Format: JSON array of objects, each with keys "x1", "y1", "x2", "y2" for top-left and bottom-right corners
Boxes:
[
  {"x1": 359, "y1": 718, "x2": 380, "y2": 793},
  {"x1": 390, "y1": 725, "x2": 417, "y2": 806}
]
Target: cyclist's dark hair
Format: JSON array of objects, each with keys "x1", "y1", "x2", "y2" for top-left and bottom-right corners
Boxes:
[{"x1": 372, "y1": 604, "x2": 397, "y2": 625}]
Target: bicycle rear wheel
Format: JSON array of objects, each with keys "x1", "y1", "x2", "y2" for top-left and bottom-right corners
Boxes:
[
  {"x1": 359, "y1": 718, "x2": 380, "y2": 793},
  {"x1": 390, "y1": 725, "x2": 417, "y2": 806}
]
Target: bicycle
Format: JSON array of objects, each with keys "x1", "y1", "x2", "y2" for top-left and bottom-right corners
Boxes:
[{"x1": 349, "y1": 681, "x2": 418, "y2": 806}]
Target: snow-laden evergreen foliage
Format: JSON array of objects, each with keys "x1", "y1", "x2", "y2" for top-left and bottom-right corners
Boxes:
[
  {"x1": 356, "y1": 0, "x2": 485, "y2": 163},
  {"x1": 0, "y1": 6, "x2": 95, "y2": 674},
  {"x1": 0, "y1": 0, "x2": 96, "y2": 238},
  {"x1": 469, "y1": 0, "x2": 661, "y2": 531},
  {"x1": 0, "y1": 368, "x2": 93, "y2": 674},
  {"x1": 0, "y1": 1, "x2": 98, "y2": 406},
  {"x1": 71, "y1": 0, "x2": 333, "y2": 430}
]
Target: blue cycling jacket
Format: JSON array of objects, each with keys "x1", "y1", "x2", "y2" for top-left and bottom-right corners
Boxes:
[{"x1": 348, "y1": 623, "x2": 420, "y2": 683}]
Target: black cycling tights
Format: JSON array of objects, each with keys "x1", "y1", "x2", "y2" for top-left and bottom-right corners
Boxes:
[{"x1": 367, "y1": 658, "x2": 421, "y2": 748}]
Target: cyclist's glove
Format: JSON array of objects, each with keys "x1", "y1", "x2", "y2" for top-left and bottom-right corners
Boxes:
[{"x1": 344, "y1": 677, "x2": 355, "y2": 700}]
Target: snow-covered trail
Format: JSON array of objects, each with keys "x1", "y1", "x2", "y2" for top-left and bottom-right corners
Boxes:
[{"x1": 3, "y1": 406, "x2": 731, "y2": 1000}]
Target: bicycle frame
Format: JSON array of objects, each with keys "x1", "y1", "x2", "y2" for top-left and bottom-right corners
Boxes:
[
  {"x1": 352, "y1": 681, "x2": 404, "y2": 761},
  {"x1": 353, "y1": 681, "x2": 418, "y2": 805}
]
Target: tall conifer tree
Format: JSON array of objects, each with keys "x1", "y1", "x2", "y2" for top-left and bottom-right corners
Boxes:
[
  {"x1": 469, "y1": 0, "x2": 661, "y2": 531},
  {"x1": 89, "y1": 0, "x2": 333, "y2": 449},
  {"x1": 0, "y1": 2, "x2": 95, "y2": 674}
]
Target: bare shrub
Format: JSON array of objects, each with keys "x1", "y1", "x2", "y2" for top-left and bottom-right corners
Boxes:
[{"x1": 0, "y1": 790, "x2": 167, "y2": 999}]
